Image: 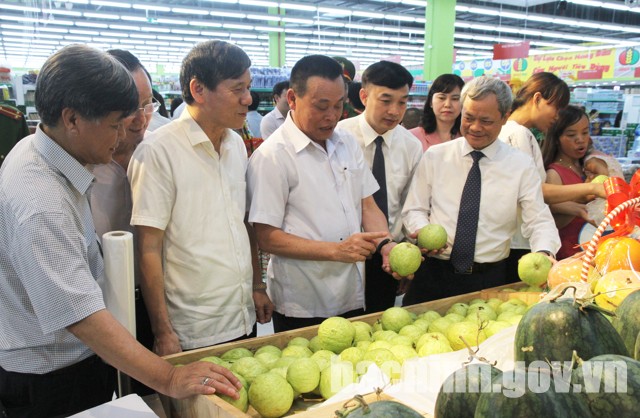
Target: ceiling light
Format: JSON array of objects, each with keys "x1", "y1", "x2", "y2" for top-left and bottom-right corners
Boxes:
[
  {"x1": 282, "y1": 17, "x2": 313, "y2": 24},
  {"x1": 171, "y1": 29, "x2": 200, "y2": 35},
  {"x1": 224, "y1": 23, "x2": 255, "y2": 30},
  {"x1": 90, "y1": 1, "x2": 132, "y2": 8},
  {"x1": 254, "y1": 26, "x2": 285, "y2": 32},
  {"x1": 247, "y1": 14, "x2": 281, "y2": 21},
  {"x1": 172, "y1": 8, "x2": 209, "y2": 15},
  {"x1": 132, "y1": 4, "x2": 171, "y2": 12},
  {"x1": 279, "y1": 3, "x2": 317, "y2": 11},
  {"x1": 75, "y1": 21, "x2": 109, "y2": 28},
  {"x1": 43, "y1": 9, "x2": 83, "y2": 16},
  {"x1": 213, "y1": 11, "x2": 247, "y2": 18},
  {"x1": 352, "y1": 11, "x2": 385, "y2": 19},
  {"x1": 0, "y1": 4, "x2": 40, "y2": 12},
  {"x1": 384, "y1": 14, "x2": 416, "y2": 22},
  {"x1": 190, "y1": 21, "x2": 223, "y2": 28},
  {"x1": 313, "y1": 20, "x2": 345, "y2": 27},
  {"x1": 120, "y1": 16, "x2": 148, "y2": 22},
  {"x1": 110, "y1": 24, "x2": 141, "y2": 31},
  {"x1": 239, "y1": 0, "x2": 279, "y2": 6},
  {"x1": 84, "y1": 12, "x2": 120, "y2": 19}
]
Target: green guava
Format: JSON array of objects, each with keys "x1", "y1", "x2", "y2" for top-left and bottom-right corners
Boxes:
[
  {"x1": 319, "y1": 361, "x2": 356, "y2": 399},
  {"x1": 221, "y1": 347, "x2": 253, "y2": 363},
  {"x1": 352, "y1": 321, "x2": 373, "y2": 343},
  {"x1": 389, "y1": 242, "x2": 422, "y2": 277},
  {"x1": 230, "y1": 357, "x2": 268, "y2": 385},
  {"x1": 287, "y1": 336, "x2": 310, "y2": 348},
  {"x1": 339, "y1": 347, "x2": 364, "y2": 368},
  {"x1": 254, "y1": 345, "x2": 282, "y2": 358},
  {"x1": 318, "y1": 316, "x2": 355, "y2": 354},
  {"x1": 417, "y1": 224, "x2": 448, "y2": 250},
  {"x1": 281, "y1": 345, "x2": 313, "y2": 358},
  {"x1": 218, "y1": 385, "x2": 249, "y2": 412},
  {"x1": 286, "y1": 357, "x2": 320, "y2": 394},
  {"x1": 248, "y1": 373, "x2": 294, "y2": 417},
  {"x1": 381, "y1": 307, "x2": 413, "y2": 332}
]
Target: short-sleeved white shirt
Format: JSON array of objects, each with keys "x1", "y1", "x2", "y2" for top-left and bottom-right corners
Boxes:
[
  {"x1": 338, "y1": 114, "x2": 422, "y2": 242},
  {"x1": 499, "y1": 120, "x2": 546, "y2": 250},
  {"x1": 247, "y1": 115, "x2": 379, "y2": 318},
  {"x1": 260, "y1": 107, "x2": 285, "y2": 140},
  {"x1": 128, "y1": 109, "x2": 255, "y2": 349}
]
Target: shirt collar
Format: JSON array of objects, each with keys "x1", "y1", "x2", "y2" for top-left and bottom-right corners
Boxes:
[
  {"x1": 460, "y1": 137, "x2": 501, "y2": 160},
  {"x1": 283, "y1": 112, "x2": 344, "y2": 154},
  {"x1": 33, "y1": 125, "x2": 95, "y2": 195},
  {"x1": 179, "y1": 105, "x2": 234, "y2": 148},
  {"x1": 359, "y1": 112, "x2": 391, "y2": 147}
]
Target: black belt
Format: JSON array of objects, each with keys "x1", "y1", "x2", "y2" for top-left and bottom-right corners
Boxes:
[{"x1": 431, "y1": 257, "x2": 505, "y2": 275}]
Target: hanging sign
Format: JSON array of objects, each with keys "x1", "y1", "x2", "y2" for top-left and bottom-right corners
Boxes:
[{"x1": 493, "y1": 41, "x2": 530, "y2": 60}]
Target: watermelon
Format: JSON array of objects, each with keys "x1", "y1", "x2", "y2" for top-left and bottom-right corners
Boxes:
[
  {"x1": 571, "y1": 354, "x2": 640, "y2": 417},
  {"x1": 612, "y1": 289, "x2": 640, "y2": 357},
  {"x1": 514, "y1": 299, "x2": 628, "y2": 365},
  {"x1": 475, "y1": 368, "x2": 591, "y2": 417},
  {"x1": 343, "y1": 400, "x2": 422, "y2": 417},
  {"x1": 434, "y1": 363, "x2": 501, "y2": 418}
]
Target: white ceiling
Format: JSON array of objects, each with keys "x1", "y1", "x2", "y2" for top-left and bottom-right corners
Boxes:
[{"x1": 1, "y1": 0, "x2": 639, "y2": 80}]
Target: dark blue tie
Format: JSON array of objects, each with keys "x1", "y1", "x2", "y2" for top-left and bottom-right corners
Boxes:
[
  {"x1": 372, "y1": 136, "x2": 388, "y2": 220},
  {"x1": 450, "y1": 150, "x2": 484, "y2": 273}
]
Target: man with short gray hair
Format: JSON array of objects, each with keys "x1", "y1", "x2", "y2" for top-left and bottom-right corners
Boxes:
[{"x1": 402, "y1": 76, "x2": 559, "y2": 304}]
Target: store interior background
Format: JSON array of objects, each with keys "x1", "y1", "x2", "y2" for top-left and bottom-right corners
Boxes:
[{"x1": 2, "y1": 0, "x2": 640, "y2": 162}]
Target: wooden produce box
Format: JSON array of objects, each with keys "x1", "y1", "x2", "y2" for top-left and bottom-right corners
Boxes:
[{"x1": 162, "y1": 283, "x2": 528, "y2": 418}]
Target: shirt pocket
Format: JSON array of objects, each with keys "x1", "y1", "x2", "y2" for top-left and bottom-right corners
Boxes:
[{"x1": 344, "y1": 166, "x2": 364, "y2": 204}]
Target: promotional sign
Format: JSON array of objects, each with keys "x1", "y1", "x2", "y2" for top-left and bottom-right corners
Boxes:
[
  {"x1": 577, "y1": 69, "x2": 604, "y2": 79},
  {"x1": 493, "y1": 41, "x2": 530, "y2": 60}
]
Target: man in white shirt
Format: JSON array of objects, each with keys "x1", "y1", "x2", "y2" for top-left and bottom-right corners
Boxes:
[
  {"x1": 259, "y1": 80, "x2": 289, "y2": 139},
  {"x1": 247, "y1": 55, "x2": 396, "y2": 332},
  {"x1": 402, "y1": 76, "x2": 560, "y2": 304},
  {"x1": 246, "y1": 90, "x2": 263, "y2": 138},
  {"x1": 337, "y1": 60, "x2": 422, "y2": 314},
  {"x1": 129, "y1": 41, "x2": 273, "y2": 355}
]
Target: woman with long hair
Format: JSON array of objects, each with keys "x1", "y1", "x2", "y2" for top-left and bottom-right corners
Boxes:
[
  {"x1": 500, "y1": 73, "x2": 604, "y2": 279},
  {"x1": 541, "y1": 106, "x2": 592, "y2": 259},
  {"x1": 409, "y1": 74, "x2": 464, "y2": 151}
]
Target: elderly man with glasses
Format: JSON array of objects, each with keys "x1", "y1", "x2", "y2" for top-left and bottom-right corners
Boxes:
[{"x1": 88, "y1": 49, "x2": 158, "y2": 395}]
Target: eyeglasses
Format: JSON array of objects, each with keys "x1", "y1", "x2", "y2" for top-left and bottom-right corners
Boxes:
[{"x1": 137, "y1": 98, "x2": 160, "y2": 115}]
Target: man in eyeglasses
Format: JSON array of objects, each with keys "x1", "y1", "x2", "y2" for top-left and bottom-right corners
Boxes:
[{"x1": 89, "y1": 49, "x2": 156, "y2": 395}]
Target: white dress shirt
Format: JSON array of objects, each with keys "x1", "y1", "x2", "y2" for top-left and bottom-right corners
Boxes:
[
  {"x1": 259, "y1": 107, "x2": 285, "y2": 140},
  {"x1": 338, "y1": 113, "x2": 422, "y2": 242},
  {"x1": 499, "y1": 120, "x2": 546, "y2": 250},
  {"x1": 402, "y1": 137, "x2": 560, "y2": 262},
  {"x1": 147, "y1": 112, "x2": 171, "y2": 131},
  {"x1": 128, "y1": 110, "x2": 255, "y2": 348},
  {"x1": 247, "y1": 116, "x2": 379, "y2": 318},
  {"x1": 246, "y1": 110, "x2": 263, "y2": 138}
]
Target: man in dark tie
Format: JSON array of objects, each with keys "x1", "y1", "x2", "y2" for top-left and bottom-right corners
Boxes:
[
  {"x1": 401, "y1": 76, "x2": 559, "y2": 304},
  {"x1": 338, "y1": 61, "x2": 422, "y2": 313}
]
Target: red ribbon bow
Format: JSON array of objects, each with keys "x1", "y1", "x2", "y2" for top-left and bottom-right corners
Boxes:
[{"x1": 600, "y1": 171, "x2": 640, "y2": 240}]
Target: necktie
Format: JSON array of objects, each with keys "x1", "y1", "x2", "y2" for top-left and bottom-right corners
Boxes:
[
  {"x1": 372, "y1": 136, "x2": 388, "y2": 220},
  {"x1": 450, "y1": 150, "x2": 484, "y2": 273}
]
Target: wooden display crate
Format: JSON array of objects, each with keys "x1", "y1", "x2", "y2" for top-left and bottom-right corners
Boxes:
[{"x1": 161, "y1": 283, "x2": 528, "y2": 418}]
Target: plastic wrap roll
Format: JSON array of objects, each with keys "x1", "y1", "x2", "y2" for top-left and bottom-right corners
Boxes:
[{"x1": 102, "y1": 231, "x2": 136, "y2": 337}]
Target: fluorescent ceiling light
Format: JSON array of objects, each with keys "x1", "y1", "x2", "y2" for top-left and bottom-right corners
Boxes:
[
  {"x1": 0, "y1": 4, "x2": 40, "y2": 12},
  {"x1": 84, "y1": 12, "x2": 120, "y2": 19},
  {"x1": 247, "y1": 14, "x2": 281, "y2": 21},
  {"x1": 172, "y1": 8, "x2": 209, "y2": 15},
  {"x1": 70, "y1": 29, "x2": 100, "y2": 35},
  {"x1": 129, "y1": 33, "x2": 157, "y2": 39},
  {"x1": 91, "y1": 1, "x2": 132, "y2": 8},
  {"x1": 352, "y1": 11, "x2": 384, "y2": 19},
  {"x1": 171, "y1": 29, "x2": 200, "y2": 35},
  {"x1": 157, "y1": 35, "x2": 184, "y2": 41},
  {"x1": 157, "y1": 18, "x2": 189, "y2": 25},
  {"x1": 239, "y1": 0, "x2": 279, "y2": 6},
  {"x1": 384, "y1": 14, "x2": 416, "y2": 22},
  {"x1": 282, "y1": 17, "x2": 313, "y2": 24},
  {"x1": 43, "y1": 9, "x2": 83, "y2": 17},
  {"x1": 214, "y1": 11, "x2": 247, "y2": 18},
  {"x1": 189, "y1": 21, "x2": 222, "y2": 27},
  {"x1": 313, "y1": 20, "x2": 345, "y2": 27},
  {"x1": 120, "y1": 16, "x2": 148, "y2": 22},
  {"x1": 317, "y1": 7, "x2": 351, "y2": 16},
  {"x1": 280, "y1": 3, "x2": 317, "y2": 11},
  {"x1": 110, "y1": 24, "x2": 141, "y2": 31},
  {"x1": 255, "y1": 26, "x2": 285, "y2": 32},
  {"x1": 224, "y1": 23, "x2": 255, "y2": 30},
  {"x1": 601, "y1": 3, "x2": 629, "y2": 10},
  {"x1": 132, "y1": 4, "x2": 171, "y2": 12},
  {"x1": 75, "y1": 21, "x2": 109, "y2": 28},
  {"x1": 100, "y1": 31, "x2": 128, "y2": 37}
]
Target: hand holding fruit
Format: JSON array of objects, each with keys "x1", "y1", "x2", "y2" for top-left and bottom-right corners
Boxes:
[
  {"x1": 517, "y1": 252, "x2": 554, "y2": 288},
  {"x1": 412, "y1": 224, "x2": 448, "y2": 256}
]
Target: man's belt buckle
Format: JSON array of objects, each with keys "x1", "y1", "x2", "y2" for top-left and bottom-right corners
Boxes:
[{"x1": 455, "y1": 265, "x2": 474, "y2": 275}]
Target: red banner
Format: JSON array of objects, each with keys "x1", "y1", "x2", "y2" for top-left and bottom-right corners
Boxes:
[
  {"x1": 493, "y1": 41, "x2": 530, "y2": 60},
  {"x1": 577, "y1": 69, "x2": 604, "y2": 79}
]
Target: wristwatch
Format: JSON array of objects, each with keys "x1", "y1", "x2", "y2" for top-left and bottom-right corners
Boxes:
[
  {"x1": 376, "y1": 238, "x2": 393, "y2": 254},
  {"x1": 253, "y1": 282, "x2": 267, "y2": 291}
]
